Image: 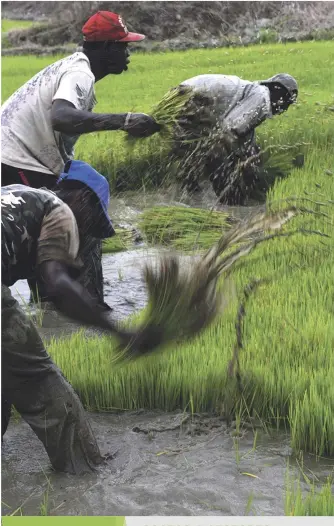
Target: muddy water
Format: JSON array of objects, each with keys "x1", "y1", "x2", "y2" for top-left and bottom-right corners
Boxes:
[
  {"x1": 3, "y1": 411, "x2": 333, "y2": 516},
  {"x1": 3, "y1": 188, "x2": 332, "y2": 516}
]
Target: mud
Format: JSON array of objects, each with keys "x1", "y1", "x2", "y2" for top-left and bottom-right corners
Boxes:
[{"x1": 2, "y1": 410, "x2": 332, "y2": 516}]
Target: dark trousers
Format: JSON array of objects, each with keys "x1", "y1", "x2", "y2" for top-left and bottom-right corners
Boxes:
[
  {"x1": 1, "y1": 163, "x2": 110, "y2": 436},
  {"x1": 1, "y1": 284, "x2": 102, "y2": 473}
]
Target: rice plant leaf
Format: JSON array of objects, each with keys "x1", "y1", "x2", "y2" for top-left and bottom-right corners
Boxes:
[{"x1": 241, "y1": 472, "x2": 260, "y2": 479}]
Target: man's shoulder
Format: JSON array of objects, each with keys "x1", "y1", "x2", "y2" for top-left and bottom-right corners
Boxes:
[
  {"x1": 1, "y1": 185, "x2": 62, "y2": 211},
  {"x1": 60, "y1": 52, "x2": 95, "y2": 80}
]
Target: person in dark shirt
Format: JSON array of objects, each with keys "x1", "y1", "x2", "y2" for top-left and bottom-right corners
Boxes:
[{"x1": 1, "y1": 160, "x2": 154, "y2": 474}]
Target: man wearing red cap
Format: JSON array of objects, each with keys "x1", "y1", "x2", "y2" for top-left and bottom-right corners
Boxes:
[{"x1": 1, "y1": 11, "x2": 160, "y2": 310}]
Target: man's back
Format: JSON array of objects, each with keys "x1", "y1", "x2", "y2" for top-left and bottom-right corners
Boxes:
[
  {"x1": 1, "y1": 53, "x2": 95, "y2": 177},
  {"x1": 180, "y1": 74, "x2": 270, "y2": 126},
  {"x1": 1, "y1": 185, "x2": 80, "y2": 286},
  {"x1": 181, "y1": 74, "x2": 253, "y2": 116}
]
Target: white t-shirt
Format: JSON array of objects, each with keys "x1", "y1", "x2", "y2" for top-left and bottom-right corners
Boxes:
[{"x1": 1, "y1": 52, "x2": 96, "y2": 177}]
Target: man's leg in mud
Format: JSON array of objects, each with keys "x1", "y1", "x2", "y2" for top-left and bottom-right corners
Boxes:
[{"x1": 1, "y1": 284, "x2": 103, "y2": 474}]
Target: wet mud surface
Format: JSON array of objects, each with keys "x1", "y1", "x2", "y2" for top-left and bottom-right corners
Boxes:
[{"x1": 4, "y1": 410, "x2": 330, "y2": 517}]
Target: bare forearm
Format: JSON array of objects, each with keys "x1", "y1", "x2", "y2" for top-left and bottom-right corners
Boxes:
[
  {"x1": 52, "y1": 105, "x2": 127, "y2": 135},
  {"x1": 39, "y1": 262, "x2": 125, "y2": 336}
]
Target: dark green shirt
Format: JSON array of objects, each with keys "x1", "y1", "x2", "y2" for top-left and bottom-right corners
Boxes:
[{"x1": 1, "y1": 184, "x2": 80, "y2": 286}]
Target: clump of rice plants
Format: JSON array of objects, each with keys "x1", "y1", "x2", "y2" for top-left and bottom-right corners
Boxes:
[
  {"x1": 102, "y1": 226, "x2": 141, "y2": 254},
  {"x1": 285, "y1": 472, "x2": 334, "y2": 516},
  {"x1": 139, "y1": 206, "x2": 232, "y2": 251},
  {"x1": 145, "y1": 85, "x2": 194, "y2": 140},
  {"x1": 49, "y1": 179, "x2": 333, "y2": 457}
]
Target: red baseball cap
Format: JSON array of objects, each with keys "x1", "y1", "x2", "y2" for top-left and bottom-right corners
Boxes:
[{"x1": 82, "y1": 11, "x2": 145, "y2": 43}]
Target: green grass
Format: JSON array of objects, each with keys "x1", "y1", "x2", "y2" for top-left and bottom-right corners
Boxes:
[
  {"x1": 1, "y1": 19, "x2": 41, "y2": 49},
  {"x1": 1, "y1": 19, "x2": 37, "y2": 33},
  {"x1": 2, "y1": 42, "x2": 334, "y2": 462}
]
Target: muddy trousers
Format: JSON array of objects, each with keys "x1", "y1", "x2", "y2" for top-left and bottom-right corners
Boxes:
[
  {"x1": 1, "y1": 284, "x2": 103, "y2": 474},
  {"x1": 1, "y1": 164, "x2": 108, "y2": 309}
]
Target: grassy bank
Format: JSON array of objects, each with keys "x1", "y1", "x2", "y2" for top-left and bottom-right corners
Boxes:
[
  {"x1": 2, "y1": 43, "x2": 334, "y2": 461},
  {"x1": 1, "y1": 19, "x2": 36, "y2": 32}
]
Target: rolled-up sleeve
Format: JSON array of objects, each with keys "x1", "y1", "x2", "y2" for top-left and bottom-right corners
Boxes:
[
  {"x1": 222, "y1": 85, "x2": 272, "y2": 138},
  {"x1": 37, "y1": 202, "x2": 82, "y2": 269}
]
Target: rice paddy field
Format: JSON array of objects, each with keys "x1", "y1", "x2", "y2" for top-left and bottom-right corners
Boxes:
[{"x1": 2, "y1": 40, "x2": 334, "y2": 514}]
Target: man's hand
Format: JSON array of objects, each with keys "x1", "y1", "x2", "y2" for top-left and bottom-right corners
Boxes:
[
  {"x1": 38, "y1": 261, "x2": 163, "y2": 357},
  {"x1": 123, "y1": 113, "x2": 161, "y2": 138}
]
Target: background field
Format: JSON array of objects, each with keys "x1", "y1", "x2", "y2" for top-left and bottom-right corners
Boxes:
[
  {"x1": 2, "y1": 42, "x2": 334, "y2": 461},
  {"x1": 2, "y1": 41, "x2": 333, "y2": 190}
]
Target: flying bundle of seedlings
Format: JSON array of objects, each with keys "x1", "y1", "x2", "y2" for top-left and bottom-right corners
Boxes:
[
  {"x1": 171, "y1": 118, "x2": 306, "y2": 205},
  {"x1": 113, "y1": 200, "x2": 323, "y2": 363}
]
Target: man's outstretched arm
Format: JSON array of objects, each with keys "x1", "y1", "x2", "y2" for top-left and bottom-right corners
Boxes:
[
  {"x1": 39, "y1": 260, "x2": 163, "y2": 354},
  {"x1": 51, "y1": 99, "x2": 161, "y2": 138}
]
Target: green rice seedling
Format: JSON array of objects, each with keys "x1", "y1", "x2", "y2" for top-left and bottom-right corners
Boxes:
[
  {"x1": 285, "y1": 471, "x2": 334, "y2": 516},
  {"x1": 148, "y1": 85, "x2": 194, "y2": 139},
  {"x1": 139, "y1": 206, "x2": 232, "y2": 251},
  {"x1": 102, "y1": 226, "x2": 138, "y2": 254}
]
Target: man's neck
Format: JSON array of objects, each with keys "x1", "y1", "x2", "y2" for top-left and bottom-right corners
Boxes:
[{"x1": 82, "y1": 50, "x2": 106, "y2": 82}]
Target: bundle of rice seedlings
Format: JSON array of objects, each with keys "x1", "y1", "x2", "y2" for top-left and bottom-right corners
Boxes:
[
  {"x1": 125, "y1": 85, "x2": 194, "y2": 148},
  {"x1": 113, "y1": 201, "x2": 325, "y2": 363},
  {"x1": 102, "y1": 226, "x2": 141, "y2": 254},
  {"x1": 139, "y1": 206, "x2": 232, "y2": 251},
  {"x1": 150, "y1": 85, "x2": 194, "y2": 138},
  {"x1": 175, "y1": 128, "x2": 305, "y2": 205}
]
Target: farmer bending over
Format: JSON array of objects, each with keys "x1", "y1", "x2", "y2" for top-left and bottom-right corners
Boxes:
[
  {"x1": 172, "y1": 73, "x2": 298, "y2": 204},
  {"x1": 1, "y1": 160, "x2": 155, "y2": 474},
  {"x1": 1, "y1": 10, "x2": 160, "y2": 308}
]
